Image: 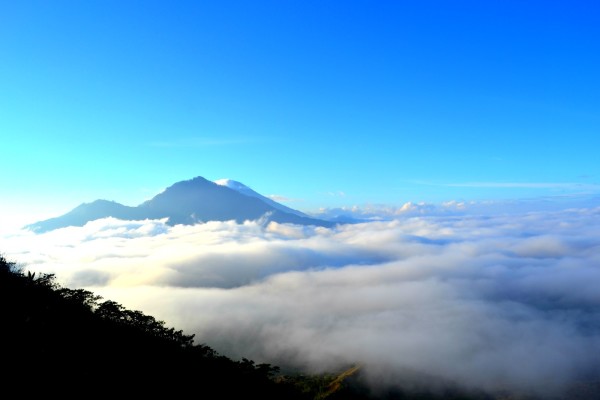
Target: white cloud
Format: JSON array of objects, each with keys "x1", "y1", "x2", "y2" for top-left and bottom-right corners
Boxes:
[{"x1": 3, "y1": 206, "x2": 600, "y2": 398}]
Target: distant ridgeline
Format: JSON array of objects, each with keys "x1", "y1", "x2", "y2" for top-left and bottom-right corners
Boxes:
[{"x1": 26, "y1": 176, "x2": 335, "y2": 233}]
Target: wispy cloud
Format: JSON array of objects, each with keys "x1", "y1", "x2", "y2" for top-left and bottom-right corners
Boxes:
[
  {"x1": 147, "y1": 137, "x2": 252, "y2": 148},
  {"x1": 4, "y1": 207, "x2": 600, "y2": 398},
  {"x1": 443, "y1": 181, "x2": 600, "y2": 189},
  {"x1": 309, "y1": 197, "x2": 600, "y2": 222},
  {"x1": 267, "y1": 194, "x2": 297, "y2": 203},
  {"x1": 324, "y1": 191, "x2": 346, "y2": 197}
]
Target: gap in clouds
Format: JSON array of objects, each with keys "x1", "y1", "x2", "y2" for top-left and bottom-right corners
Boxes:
[{"x1": 3, "y1": 203, "x2": 600, "y2": 399}]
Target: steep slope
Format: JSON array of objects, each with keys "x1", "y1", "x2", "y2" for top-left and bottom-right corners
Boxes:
[
  {"x1": 214, "y1": 178, "x2": 310, "y2": 218},
  {"x1": 0, "y1": 255, "x2": 309, "y2": 398}
]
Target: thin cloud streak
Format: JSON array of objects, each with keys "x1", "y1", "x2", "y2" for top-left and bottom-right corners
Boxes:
[
  {"x1": 147, "y1": 136, "x2": 253, "y2": 148},
  {"x1": 405, "y1": 179, "x2": 600, "y2": 197},
  {"x1": 267, "y1": 194, "x2": 297, "y2": 203},
  {"x1": 3, "y1": 206, "x2": 600, "y2": 398},
  {"x1": 444, "y1": 182, "x2": 600, "y2": 189}
]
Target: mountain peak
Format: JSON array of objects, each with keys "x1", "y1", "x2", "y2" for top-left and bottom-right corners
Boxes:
[
  {"x1": 214, "y1": 178, "x2": 233, "y2": 186},
  {"x1": 214, "y1": 178, "x2": 250, "y2": 191},
  {"x1": 26, "y1": 176, "x2": 334, "y2": 232}
]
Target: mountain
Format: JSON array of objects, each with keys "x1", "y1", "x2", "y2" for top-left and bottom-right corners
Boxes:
[
  {"x1": 26, "y1": 176, "x2": 335, "y2": 233},
  {"x1": 214, "y1": 178, "x2": 309, "y2": 218}
]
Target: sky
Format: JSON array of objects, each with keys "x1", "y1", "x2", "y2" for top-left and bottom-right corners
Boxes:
[
  {"x1": 1, "y1": 0, "x2": 600, "y2": 229},
  {"x1": 2, "y1": 3, "x2": 600, "y2": 398}
]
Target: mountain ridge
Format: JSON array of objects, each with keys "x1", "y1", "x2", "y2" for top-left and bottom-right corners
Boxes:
[
  {"x1": 214, "y1": 178, "x2": 309, "y2": 218},
  {"x1": 26, "y1": 176, "x2": 334, "y2": 233}
]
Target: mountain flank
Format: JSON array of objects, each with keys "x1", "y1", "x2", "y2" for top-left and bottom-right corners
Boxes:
[{"x1": 26, "y1": 176, "x2": 334, "y2": 233}]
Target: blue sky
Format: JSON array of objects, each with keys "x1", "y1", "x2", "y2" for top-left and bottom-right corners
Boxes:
[
  {"x1": 2, "y1": 4, "x2": 600, "y2": 392},
  {"x1": 1, "y1": 1, "x2": 599, "y2": 227}
]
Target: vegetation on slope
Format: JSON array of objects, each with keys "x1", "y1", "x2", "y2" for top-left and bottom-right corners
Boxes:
[
  {"x1": 4, "y1": 254, "x2": 594, "y2": 399},
  {"x1": 0, "y1": 254, "x2": 308, "y2": 398}
]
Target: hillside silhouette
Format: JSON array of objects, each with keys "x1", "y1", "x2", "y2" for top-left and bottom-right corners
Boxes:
[
  {"x1": 0, "y1": 253, "x2": 495, "y2": 400},
  {"x1": 3, "y1": 254, "x2": 595, "y2": 399},
  {"x1": 0, "y1": 254, "x2": 312, "y2": 398}
]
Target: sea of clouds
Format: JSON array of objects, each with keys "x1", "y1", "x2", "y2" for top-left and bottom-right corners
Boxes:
[{"x1": 3, "y1": 202, "x2": 600, "y2": 398}]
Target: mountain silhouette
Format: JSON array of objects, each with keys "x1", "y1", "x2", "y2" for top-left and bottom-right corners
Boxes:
[{"x1": 26, "y1": 176, "x2": 334, "y2": 233}]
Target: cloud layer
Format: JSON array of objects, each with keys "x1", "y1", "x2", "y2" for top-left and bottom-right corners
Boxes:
[{"x1": 4, "y1": 206, "x2": 600, "y2": 398}]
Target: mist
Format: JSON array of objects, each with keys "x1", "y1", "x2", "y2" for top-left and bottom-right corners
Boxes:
[{"x1": 3, "y1": 205, "x2": 600, "y2": 397}]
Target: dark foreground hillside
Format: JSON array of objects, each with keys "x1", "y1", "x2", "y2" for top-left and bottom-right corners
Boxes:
[
  {"x1": 3, "y1": 254, "x2": 597, "y2": 400},
  {"x1": 0, "y1": 255, "x2": 309, "y2": 398}
]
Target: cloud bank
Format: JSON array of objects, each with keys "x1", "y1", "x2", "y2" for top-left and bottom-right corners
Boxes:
[{"x1": 4, "y1": 205, "x2": 600, "y2": 398}]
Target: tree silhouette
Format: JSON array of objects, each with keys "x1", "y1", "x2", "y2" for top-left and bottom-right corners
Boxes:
[
  {"x1": 1, "y1": 254, "x2": 527, "y2": 399},
  {"x1": 0, "y1": 254, "x2": 309, "y2": 398}
]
